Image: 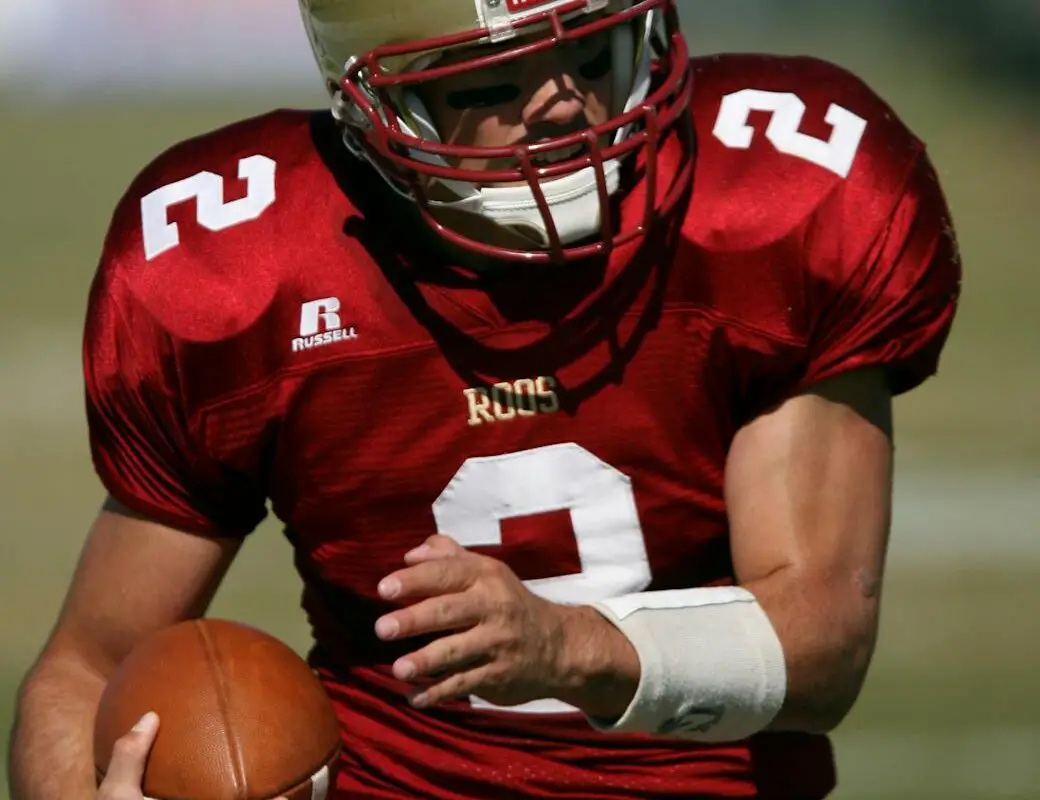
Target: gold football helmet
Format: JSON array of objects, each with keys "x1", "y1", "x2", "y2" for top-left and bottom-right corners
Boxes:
[{"x1": 298, "y1": 0, "x2": 693, "y2": 262}]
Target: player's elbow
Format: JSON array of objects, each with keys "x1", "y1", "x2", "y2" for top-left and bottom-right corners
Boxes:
[
  {"x1": 773, "y1": 608, "x2": 881, "y2": 734},
  {"x1": 777, "y1": 654, "x2": 875, "y2": 734},
  {"x1": 803, "y1": 662, "x2": 873, "y2": 734}
]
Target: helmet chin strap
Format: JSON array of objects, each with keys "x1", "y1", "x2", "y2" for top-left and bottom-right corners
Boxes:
[{"x1": 395, "y1": 7, "x2": 657, "y2": 249}]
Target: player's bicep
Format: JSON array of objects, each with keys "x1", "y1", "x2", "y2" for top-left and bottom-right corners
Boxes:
[
  {"x1": 726, "y1": 368, "x2": 892, "y2": 592},
  {"x1": 45, "y1": 499, "x2": 241, "y2": 676}
]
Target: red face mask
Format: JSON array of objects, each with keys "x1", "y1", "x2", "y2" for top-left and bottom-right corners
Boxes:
[{"x1": 335, "y1": 0, "x2": 695, "y2": 264}]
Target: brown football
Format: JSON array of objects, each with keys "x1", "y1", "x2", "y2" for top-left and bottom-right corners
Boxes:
[{"x1": 93, "y1": 619, "x2": 341, "y2": 800}]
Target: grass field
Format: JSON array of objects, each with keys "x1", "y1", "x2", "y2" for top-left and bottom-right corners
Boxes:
[{"x1": 1, "y1": 23, "x2": 1038, "y2": 800}]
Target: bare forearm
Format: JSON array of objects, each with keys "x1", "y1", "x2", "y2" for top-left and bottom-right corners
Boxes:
[
  {"x1": 9, "y1": 654, "x2": 107, "y2": 800},
  {"x1": 746, "y1": 569, "x2": 880, "y2": 733},
  {"x1": 723, "y1": 370, "x2": 893, "y2": 734}
]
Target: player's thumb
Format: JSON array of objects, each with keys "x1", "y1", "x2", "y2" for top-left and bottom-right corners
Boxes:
[{"x1": 101, "y1": 712, "x2": 160, "y2": 793}]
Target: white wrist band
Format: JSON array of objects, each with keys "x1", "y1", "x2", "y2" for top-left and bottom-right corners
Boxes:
[{"x1": 589, "y1": 586, "x2": 787, "y2": 742}]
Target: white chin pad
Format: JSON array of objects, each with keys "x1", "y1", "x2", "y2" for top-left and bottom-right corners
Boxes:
[
  {"x1": 469, "y1": 161, "x2": 623, "y2": 246},
  {"x1": 589, "y1": 587, "x2": 787, "y2": 743}
]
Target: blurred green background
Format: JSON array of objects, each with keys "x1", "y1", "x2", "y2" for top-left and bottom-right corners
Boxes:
[{"x1": 1, "y1": 2, "x2": 1038, "y2": 799}]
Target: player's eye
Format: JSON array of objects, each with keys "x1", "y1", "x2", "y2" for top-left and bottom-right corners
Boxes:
[
  {"x1": 578, "y1": 44, "x2": 612, "y2": 81},
  {"x1": 446, "y1": 84, "x2": 522, "y2": 110}
]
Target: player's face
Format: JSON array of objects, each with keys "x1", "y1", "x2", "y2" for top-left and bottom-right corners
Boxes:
[{"x1": 422, "y1": 27, "x2": 615, "y2": 184}]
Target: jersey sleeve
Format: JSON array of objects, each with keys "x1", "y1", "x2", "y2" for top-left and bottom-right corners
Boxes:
[
  {"x1": 83, "y1": 192, "x2": 268, "y2": 539},
  {"x1": 802, "y1": 148, "x2": 962, "y2": 394}
]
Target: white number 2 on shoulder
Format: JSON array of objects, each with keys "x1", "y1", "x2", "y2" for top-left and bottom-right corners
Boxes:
[
  {"x1": 140, "y1": 155, "x2": 276, "y2": 261},
  {"x1": 713, "y1": 89, "x2": 868, "y2": 178}
]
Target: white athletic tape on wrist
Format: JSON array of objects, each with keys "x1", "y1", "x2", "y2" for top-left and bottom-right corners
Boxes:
[{"x1": 589, "y1": 586, "x2": 787, "y2": 742}]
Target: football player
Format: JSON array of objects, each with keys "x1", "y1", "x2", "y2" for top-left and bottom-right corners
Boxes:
[{"x1": 9, "y1": 1, "x2": 961, "y2": 798}]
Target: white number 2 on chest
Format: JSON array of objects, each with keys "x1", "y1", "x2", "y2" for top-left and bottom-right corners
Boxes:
[{"x1": 433, "y1": 443, "x2": 652, "y2": 715}]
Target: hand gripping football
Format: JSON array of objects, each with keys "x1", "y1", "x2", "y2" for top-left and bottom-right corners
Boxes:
[{"x1": 94, "y1": 619, "x2": 341, "y2": 800}]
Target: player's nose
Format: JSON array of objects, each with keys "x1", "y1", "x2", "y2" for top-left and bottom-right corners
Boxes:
[{"x1": 519, "y1": 52, "x2": 588, "y2": 129}]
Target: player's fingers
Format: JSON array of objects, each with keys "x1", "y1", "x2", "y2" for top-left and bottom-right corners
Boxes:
[
  {"x1": 378, "y1": 557, "x2": 477, "y2": 601},
  {"x1": 100, "y1": 711, "x2": 160, "y2": 794},
  {"x1": 391, "y1": 628, "x2": 490, "y2": 684},
  {"x1": 375, "y1": 593, "x2": 480, "y2": 642},
  {"x1": 410, "y1": 662, "x2": 496, "y2": 709},
  {"x1": 404, "y1": 535, "x2": 465, "y2": 564}
]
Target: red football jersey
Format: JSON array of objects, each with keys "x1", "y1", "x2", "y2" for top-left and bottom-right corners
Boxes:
[{"x1": 84, "y1": 55, "x2": 960, "y2": 799}]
